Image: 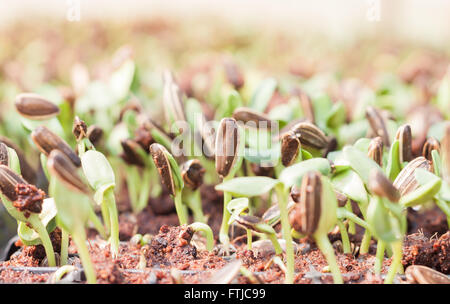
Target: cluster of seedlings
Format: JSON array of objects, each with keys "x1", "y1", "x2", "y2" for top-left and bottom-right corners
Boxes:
[{"x1": 0, "y1": 34, "x2": 449, "y2": 284}]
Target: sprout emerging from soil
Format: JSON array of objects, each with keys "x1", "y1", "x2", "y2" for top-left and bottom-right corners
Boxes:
[{"x1": 150, "y1": 143, "x2": 187, "y2": 225}]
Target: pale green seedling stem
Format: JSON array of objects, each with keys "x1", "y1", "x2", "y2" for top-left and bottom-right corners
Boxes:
[
  {"x1": 315, "y1": 232, "x2": 343, "y2": 284},
  {"x1": 174, "y1": 189, "x2": 188, "y2": 225},
  {"x1": 275, "y1": 184, "x2": 294, "y2": 284},
  {"x1": 374, "y1": 240, "x2": 385, "y2": 275},
  {"x1": 345, "y1": 201, "x2": 356, "y2": 234},
  {"x1": 88, "y1": 207, "x2": 107, "y2": 239},
  {"x1": 104, "y1": 187, "x2": 119, "y2": 258},
  {"x1": 28, "y1": 214, "x2": 56, "y2": 267},
  {"x1": 60, "y1": 228, "x2": 69, "y2": 266},
  {"x1": 72, "y1": 231, "x2": 96, "y2": 284},
  {"x1": 337, "y1": 220, "x2": 351, "y2": 254},
  {"x1": 219, "y1": 175, "x2": 233, "y2": 252},
  {"x1": 384, "y1": 240, "x2": 403, "y2": 284},
  {"x1": 189, "y1": 222, "x2": 214, "y2": 251}
]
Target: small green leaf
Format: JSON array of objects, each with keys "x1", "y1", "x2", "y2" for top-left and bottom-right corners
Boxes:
[
  {"x1": 81, "y1": 150, "x2": 115, "y2": 191},
  {"x1": 250, "y1": 78, "x2": 277, "y2": 112},
  {"x1": 279, "y1": 158, "x2": 331, "y2": 187},
  {"x1": 332, "y1": 169, "x2": 368, "y2": 204},
  {"x1": 342, "y1": 146, "x2": 382, "y2": 185},
  {"x1": 227, "y1": 198, "x2": 249, "y2": 225},
  {"x1": 367, "y1": 196, "x2": 403, "y2": 243},
  {"x1": 399, "y1": 169, "x2": 442, "y2": 207},
  {"x1": 109, "y1": 59, "x2": 136, "y2": 101},
  {"x1": 326, "y1": 102, "x2": 346, "y2": 129},
  {"x1": 386, "y1": 140, "x2": 401, "y2": 181},
  {"x1": 215, "y1": 176, "x2": 280, "y2": 197},
  {"x1": 164, "y1": 149, "x2": 184, "y2": 192}
]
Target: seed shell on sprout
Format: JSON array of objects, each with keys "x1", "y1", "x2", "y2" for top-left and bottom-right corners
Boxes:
[
  {"x1": 422, "y1": 137, "x2": 440, "y2": 162},
  {"x1": 120, "y1": 139, "x2": 145, "y2": 167},
  {"x1": 366, "y1": 106, "x2": 390, "y2": 147},
  {"x1": 31, "y1": 126, "x2": 81, "y2": 167},
  {"x1": 215, "y1": 118, "x2": 239, "y2": 178},
  {"x1": 0, "y1": 143, "x2": 9, "y2": 166},
  {"x1": 15, "y1": 93, "x2": 60, "y2": 120},
  {"x1": 367, "y1": 136, "x2": 384, "y2": 167},
  {"x1": 290, "y1": 122, "x2": 328, "y2": 150},
  {"x1": 368, "y1": 169, "x2": 400, "y2": 202},
  {"x1": 0, "y1": 165, "x2": 28, "y2": 201},
  {"x1": 281, "y1": 131, "x2": 301, "y2": 167},
  {"x1": 86, "y1": 125, "x2": 103, "y2": 145},
  {"x1": 393, "y1": 156, "x2": 432, "y2": 196},
  {"x1": 395, "y1": 124, "x2": 413, "y2": 163},
  {"x1": 294, "y1": 88, "x2": 315, "y2": 124},
  {"x1": 289, "y1": 171, "x2": 322, "y2": 235},
  {"x1": 150, "y1": 143, "x2": 176, "y2": 196},
  {"x1": 232, "y1": 107, "x2": 274, "y2": 128},
  {"x1": 72, "y1": 116, "x2": 87, "y2": 141},
  {"x1": 47, "y1": 150, "x2": 90, "y2": 194},
  {"x1": 180, "y1": 159, "x2": 205, "y2": 190}
]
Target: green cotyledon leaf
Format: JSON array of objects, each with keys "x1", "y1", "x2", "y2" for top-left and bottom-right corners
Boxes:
[
  {"x1": 332, "y1": 169, "x2": 368, "y2": 205},
  {"x1": 216, "y1": 176, "x2": 280, "y2": 197},
  {"x1": 278, "y1": 158, "x2": 331, "y2": 188}
]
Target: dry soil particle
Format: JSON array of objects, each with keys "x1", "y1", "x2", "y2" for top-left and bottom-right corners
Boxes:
[
  {"x1": 407, "y1": 206, "x2": 449, "y2": 237},
  {"x1": 13, "y1": 184, "x2": 45, "y2": 215},
  {"x1": 402, "y1": 232, "x2": 450, "y2": 274}
]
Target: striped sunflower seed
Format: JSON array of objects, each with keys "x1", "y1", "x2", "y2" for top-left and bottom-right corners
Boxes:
[
  {"x1": 232, "y1": 107, "x2": 274, "y2": 128},
  {"x1": 289, "y1": 171, "x2": 322, "y2": 235},
  {"x1": 150, "y1": 143, "x2": 175, "y2": 196},
  {"x1": 405, "y1": 265, "x2": 450, "y2": 284},
  {"x1": 120, "y1": 139, "x2": 145, "y2": 167},
  {"x1": 31, "y1": 126, "x2": 81, "y2": 167},
  {"x1": 395, "y1": 124, "x2": 413, "y2": 163},
  {"x1": 180, "y1": 159, "x2": 205, "y2": 190},
  {"x1": 0, "y1": 143, "x2": 8, "y2": 166},
  {"x1": 47, "y1": 150, "x2": 89, "y2": 194},
  {"x1": 368, "y1": 169, "x2": 400, "y2": 202},
  {"x1": 280, "y1": 131, "x2": 301, "y2": 167},
  {"x1": 366, "y1": 106, "x2": 390, "y2": 147},
  {"x1": 15, "y1": 93, "x2": 60, "y2": 120},
  {"x1": 422, "y1": 137, "x2": 440, "y2": 162},
  {"x1": 367, "y1": 136, "x2": 384, "y2": 167},
  {"x1": 393, "y1": 156, "x2": 432, "y2": 196},
  {"x1": 290, "y1": 122, "x2": 328, "y2": 150},
  {"x1": 215, "y1": 118, "x2": 240, "y2": 178},
  {"x1": 442, "y1": 123, "x2": 450, "y2": 184},
  {"x1": 0, "y1": 165, "x2": 28, "y2": 201}
]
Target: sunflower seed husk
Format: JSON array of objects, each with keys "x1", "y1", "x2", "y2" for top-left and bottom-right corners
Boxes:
[
  {"x1": 334, "y1": 190, "x2": 348, "y2": 207},
  {"x1": 366, "y1": 106, "x2": 390, "y2": 147},
  {"x1": 0, "y1": 165, "x2": 28, "y2": 201},
  {"x1": 405, "y1": 265, "x2": 450, "y2": 284},
  {"x1": 393, "y1": 156, "x2": 432, "y2": 196},
  {"x1": 180, "y1": 159, "x2": 205, "y2": 190},
  {"x1": 47, "y1": 150, "x2": 89, "y2": 194},
  {"x1": 262, "y1": 201, "x2": 295, "y2": 226},
  {"x1": 293, "y1": 88, "x2": 315, "y2": 124},
  {"x1": 150, "y1": 143, "x2": 175, "y2": 196},
  {"x1": 0, "y1": 143, "x2": 8, "y2": 166},
  {"x1": 235, "y1": 215, "x2": 262, "y2": 231},
  {"x1": 367, "y1": 136, "x2": 384, "y2": 167},
  {"x1": 289, "y1": 171, "x2": 322, "y2": 235},
  {"x1": 232, "y1": 107, "x2": 274, "y2": 128},
  {"x1": 120, "y1": 139, "x2": 145, "y2": 167},
  {"x1": 281, "y1": 131, "x2": 301, "y2": 167},
  {"x1": 204, "y1": 260, "x2": 242, "y2": 284},
  {"x1": 0, "y1": 136, "x2": 36, "y2": 183},
  {"x1": 31, "y1": 126, "x2": 81, "y2": 167},
  {"x1": 368, "y1": 169, "x2": 400, "y2": 202},
  {"x1": 441, "y1": 123, "x2": 450, "y2": 184},
  {"x1": 250, "y1": 163, "x2": 275, "y2": 177},
  {"x1": 422, "y1": 137, "x2": 440, "y2": 162},
  {"x1": 215, "y1": 118, "x2": 240, "y2": 178},
  {"x1": 395, "y1": 124, "x2": 413, "y2": 163},
  {"x1": 15, "y1": 93, "x2": 60, "y2": 120},
  {"x1": 162, "y1": 70, "x2": 186, "y2": 128},
  {"x1": 72, "y1": 116, "x2": 87, "y2": 141},
  {"x1": 224, "y1": 61, "x2": 244, "y2": 90},
  {"x1": 290, "y1": 122, "x2": 328, "y2": 150},
  {"x1": 86, "y1": 125, "x2": 103, "y2": 145}
]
